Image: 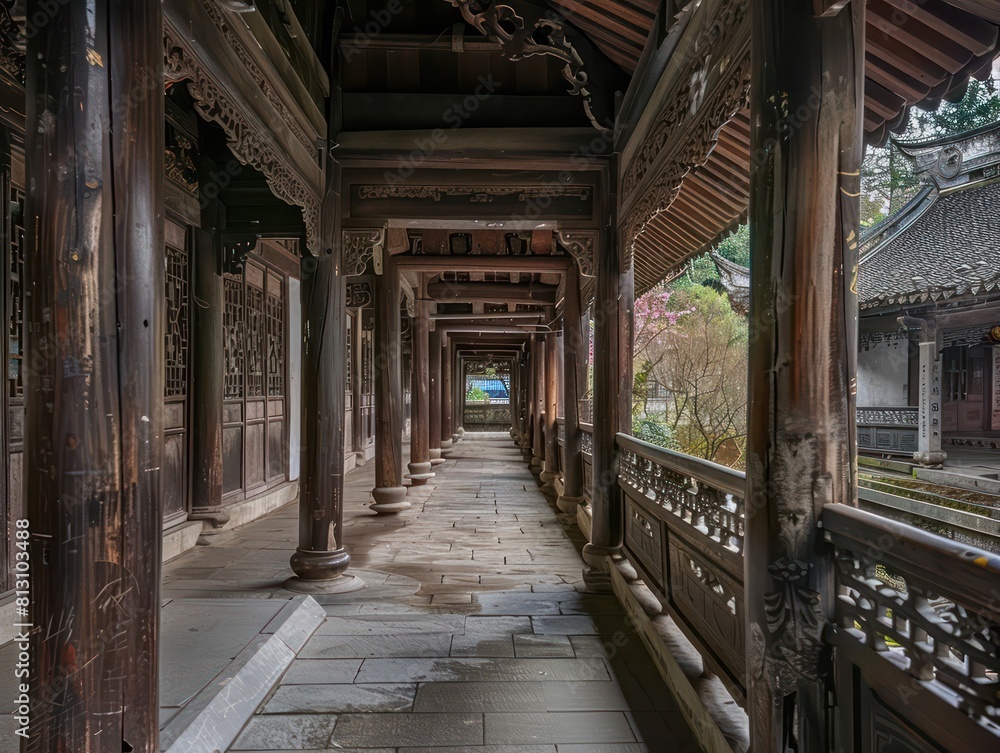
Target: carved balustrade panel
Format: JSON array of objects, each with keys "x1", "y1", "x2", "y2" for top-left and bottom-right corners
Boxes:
[
  {"x1": 826, "y1": 504, "x2": 1000, "y2": 742},
  {"x1": 617, "y1": 433, "x2": 747, "y2": 701}
]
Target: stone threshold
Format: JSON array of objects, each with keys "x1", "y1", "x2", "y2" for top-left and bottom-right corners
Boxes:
[{"x1": 160, "y1": 595, "x2": 326, "y2": 753}]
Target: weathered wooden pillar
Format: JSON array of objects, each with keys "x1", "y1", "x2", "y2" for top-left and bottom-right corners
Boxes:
[
  {"x1": 285, "y1": 210, "x2": 362, "y2": 593},
  {"x1": 371, "y1": 257, "x2": 409, "y2": 513},
  {"x1": 351, "y1": 304, "x2": 365, "y2": 457},
  {"x1": 407, "y1": 298, "x2": 434, "y2": 483},
  {"x1": 745, "y1": 2, "x2": 864, "y2": 750},
  {"x1": 583, "y1": 222, "x2": 632, "y2": 581},
  {"x1": 428, "y1": 327, "x2": 444, "y2": 465},
  {"x1": 530, "y1": 335, "x2": 545, "y2": 472},
  {"x1": 441, "y1": 337, "x2": 454, "y2": 453},
  {"x1": 541, "y1": 331, "x2": 560, "y2": 490},
  {"x1": 189, "y1": 226, "x2": 230, "y2": 527},
  {"x1": 24, "y1": 1, "x2": 165, "y2": 749},
  {"x1": 558, "y1": 263, "x2": 586, "y2": 513}
]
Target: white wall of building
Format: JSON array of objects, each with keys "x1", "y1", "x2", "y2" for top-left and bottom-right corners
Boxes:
[{"x1": 858, "y1": 333, "x2": 910, "y2": 406}]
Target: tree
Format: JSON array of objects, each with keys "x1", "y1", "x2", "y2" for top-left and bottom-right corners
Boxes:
[{"x1": 633, "y1": 287, "x2": 749, "y2": 468}]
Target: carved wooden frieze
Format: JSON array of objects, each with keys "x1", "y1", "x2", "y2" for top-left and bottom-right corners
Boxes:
[
  {"x1": 163, "y1": 2, "x2": 323, "y2": 252},
  {"x1": 342, "y1": 229, "x2": 384, "y2": 277},
  {"x1": 447, "y1": 0, "x2": 621, "y2": 133},
  {"x1": 619, "y1": 0, "x2": 751, "y2": 262},
  {"x1": 346, "y1": 281, "x2": 373, "y2": 308},
  {"x1": 0, "y1": 0, "x2": 24, "y2": 85}
]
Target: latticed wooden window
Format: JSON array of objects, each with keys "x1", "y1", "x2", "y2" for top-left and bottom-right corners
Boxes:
[
  {"x1": 346, "y1": 319, "x2": 353, "y2": 393},
  {"x1": 7, "y1": 184, "x2": 23, "y2": 399},
  {"x1": 245, "y1": 269, "x2": 265, "y2": 398},
  {"x1": 224, "y1": 274, "x2": 245, "y2": 400},
  {"x1": 164, "y1": 240, "x2": 189, "y2": 398},
  {"x1": 266, "y1": 279, "x2": 284, "y2": 397}
]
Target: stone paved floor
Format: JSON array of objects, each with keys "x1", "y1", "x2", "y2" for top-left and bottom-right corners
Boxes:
[{"x1": 162, "y1": 434, "x2": 697, "y2": 752}]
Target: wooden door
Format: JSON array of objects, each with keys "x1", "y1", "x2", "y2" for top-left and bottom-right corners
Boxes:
[{"x1": 163, "y1": 219, "x2": 191, "y2": 523}]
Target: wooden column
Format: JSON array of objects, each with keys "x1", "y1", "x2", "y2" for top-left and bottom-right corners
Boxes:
[
  {"x1": 745, "y1": 2, "x2": 864, "y2": 750},
  {"x1": 352, "y1": 305, "x2": 365, "y2": 457},
  {"x1": 371, "y1": 258, "x2": 409, "y2": 513},
  {"x1": 285, "y1": 203, "x2": 362, "y2": 593},
  {"x1": 541, "y1": 330, "x2": 560, "y2": 489},
  {"x1": 428, "y1": 326, "x2": 444, "y2": 464},
  {"x1": 558, "y1": 264, "x2": 586, "y2": 512},
  {"x1": 583, "y1": 222, "x2": 633, "y2": 578},
  {"x1": 530, "y1": 335, "x2": 544, "y2": 471},
  {"x1": 24, "y1": 1, "x2": 165, "y2": 749},
  {"x1": 407, "y1": 298, "x2": 434, "y2": 483},
  {"x1": 189, "y1": 226, "x2": 230, "y2": 526},
  {"x1": 441, "y1": 337, "x2": 454, "y2": 453}
]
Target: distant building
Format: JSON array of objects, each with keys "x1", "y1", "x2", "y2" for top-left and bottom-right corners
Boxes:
[{"x1": 714, "y1": 122, "x2": 1000, "y2": 465}]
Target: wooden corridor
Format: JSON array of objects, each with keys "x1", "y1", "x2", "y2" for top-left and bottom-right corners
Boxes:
[{"x1": 163, "y1": 434, "x2": 698, "y2": 751}]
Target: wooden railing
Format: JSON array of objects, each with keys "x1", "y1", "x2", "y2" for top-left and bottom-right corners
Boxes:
[
  {"x1": 610, "y1": 431, "x2": 1000, "y2": 749},
  {"x1": 824, "y1": 504, "x2": 1000, "y2": 749},
  {"x1": 616, "y1": 433, "x2": 747, "y2": 701}
]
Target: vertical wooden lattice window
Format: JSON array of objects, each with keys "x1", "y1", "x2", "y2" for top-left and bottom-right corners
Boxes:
[
  {"x1": 266, "y1": 280, "x2": 284, "y2": 397},
  {"x1": 346, "y1": 318, "x2": 353, "y2": 393},
  {"x1": 245, "y1": 271, "x2": 265, "y2": 398},
  {"x1": 164, "y1": 241, "x2": 189, "y2": 398},
  {"x1": 224, "y1": 274, "x2": 245, "y2": 400},
  {"x1": 7, "y1": 184, "x2": 23, "y2": 399}
]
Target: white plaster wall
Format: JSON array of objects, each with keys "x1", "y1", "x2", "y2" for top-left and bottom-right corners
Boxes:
[
  {"x1": 858, "y1": 335, "x2": 910, "y2": 406},
  {"x1": 288, "y1": 278, "x2": 301, "y2": 480}
]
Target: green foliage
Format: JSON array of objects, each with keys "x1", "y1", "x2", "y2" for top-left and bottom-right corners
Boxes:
[
  {"x1": 633, "y1": 416, "x2": 675, "y2": 449},
  {"x1": 466, "y1": 385, "x2": 488, "y2": 402},
  {"x1": 669, "y1": 223, "x2": 750, "y2": 292}
]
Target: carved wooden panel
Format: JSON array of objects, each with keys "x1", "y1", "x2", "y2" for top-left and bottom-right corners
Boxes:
[{"x1": 624, "y1": 498, "x2": 664, "y2": 592}]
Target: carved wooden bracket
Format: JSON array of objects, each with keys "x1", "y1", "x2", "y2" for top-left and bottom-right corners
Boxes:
[
  {"x1": 346, "y1": 281, "x2": 374, "y2": 308},
  {"x1": 557, "y1": 229, "x2": 597, "y2": 307},
  {"x1": 447, "y1": 0, "x2": 622, "y2": 133},
  {"x1": 223, "y1": 235, "x2": 259, "y2": 274},
  {"x1": 164, "y1": 4, "x2": 322, "y2": 252},
  {"x1": 343, "y1": 229, "x2": 385, "y2": 277},
  {"x1": 0, "y1": 0, "x2": 25, "y2": 84}
]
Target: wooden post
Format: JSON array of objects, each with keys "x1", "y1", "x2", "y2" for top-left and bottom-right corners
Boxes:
[
  {"x1": 746, "y1": 2, "x2": 864, "y2": 750},
  {"x1": 285, "y1": 198, "x2": 362, "y2": 593},
  {"x1": 189, "y1": 222, "x2": 230, "y2": 526},
  {"x1": 24, "y1": 0, "x2": 165, "y2": 749},
  {"x1": 441, "y1": 336, "x2": 454, "y2": 453},
  {"x1": 530, "y1": 335, "x2": 544, "y2": 472},
  {"x1": 558, "y1": 263, "x2": 585, "y2": 512},
  {"x1": 454, "y1": 350, "x2": 464, "y2": 441},
  {"x1": 371, "y1": 257, "x2": 409, "y2": 513},
  {"x1": 428, "y1": 326, "x2": 444, "y2": 465},
  {"x1": 583, "y1": 220, "x2": 632, "y2": 582},
  {"x1": 541, "y1": 330, "x2": 560, "y2": 490},
  {"x1": 352, "y1": 305, "x2": 365, "y2": 457},
  {"x1": 407, "y1": 298, "x2": 434, "y2": 483}
]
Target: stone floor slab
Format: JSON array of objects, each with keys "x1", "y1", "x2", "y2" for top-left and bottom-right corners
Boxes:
[
  {"x1": 484, "y1": 712, "x2": 636, "y2": 745},
  {"x1": 331, "y1": 712, "x2": 484, "y2": 748},
  {"x1": 263, "y1": 683, "x2": 416, "y2": 714},
  {"x1": 413, "y1": 681, "x2": 546, "y2": 712},
  {"x1": 230, "y1": 714, "x2": 337, "y2": 750}
]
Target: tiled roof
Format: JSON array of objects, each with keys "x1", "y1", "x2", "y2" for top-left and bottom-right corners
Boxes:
[{"x1": 858, "y1": 179, "x2": 1000, "y2": 310}]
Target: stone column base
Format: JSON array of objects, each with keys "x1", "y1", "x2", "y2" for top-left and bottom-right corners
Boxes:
[
  {"x1": 370, "y1": 486, "x2": 410, "y2": 514},
  {"x1": 283, "y1": 574, "x2": 365, "y2": 594},
  {"x1": 913, "y1": 450, "x2": 947, "y2": 468},
  {"x1": 556, "y1": 494, "x2": 584, "y2": 514},
  {"x1": 407, "y1": 461, "x2": 435, "y2": 485}
]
